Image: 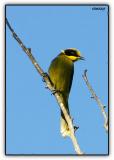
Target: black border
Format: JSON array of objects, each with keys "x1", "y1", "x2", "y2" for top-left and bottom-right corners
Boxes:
[{"x1": 5, "y1": 4, "x2": 109, "y2": 156}]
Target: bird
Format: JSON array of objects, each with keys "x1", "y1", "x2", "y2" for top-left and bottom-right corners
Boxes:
[{"x1": 48, "y1": 48, "x2": 84, "y2": 137}]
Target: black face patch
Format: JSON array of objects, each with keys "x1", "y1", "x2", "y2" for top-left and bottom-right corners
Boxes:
[{"x1": 64, "y1": 49, "x2": 79, "y2": 57}]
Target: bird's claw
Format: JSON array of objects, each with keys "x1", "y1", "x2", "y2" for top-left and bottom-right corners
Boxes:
[
  {"x1": 42, "y1": 72, "x2": 49, "y2": 78},
  {"x1": 51, "y1": 89, "x2": 61, "y2": 95},
  {"x1": 42, "y1": 72, "x2": 49, "y2": 82}
]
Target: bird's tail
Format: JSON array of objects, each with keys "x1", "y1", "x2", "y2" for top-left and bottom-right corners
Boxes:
[{"x1": 60, "y1": 101, "x2": 71, "y2": 137}]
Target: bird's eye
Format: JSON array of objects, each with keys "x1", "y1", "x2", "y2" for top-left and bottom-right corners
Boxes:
[{"x1": 75, "y1": 51, "x2": 80, "y2": 57}]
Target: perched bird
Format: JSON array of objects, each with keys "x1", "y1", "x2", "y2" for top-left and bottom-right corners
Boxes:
[{"x1": 48, "y1": 48, "x2": 84, "y2": 137}]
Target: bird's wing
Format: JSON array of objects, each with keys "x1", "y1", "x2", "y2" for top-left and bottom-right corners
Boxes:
[{"x1": 68, "y1": 63, "x2": 74, "y2": 93}]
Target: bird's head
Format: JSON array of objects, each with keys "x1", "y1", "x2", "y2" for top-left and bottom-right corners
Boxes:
[{"x1": 61, "y1": 48, "x2": 84, "y2": 62}]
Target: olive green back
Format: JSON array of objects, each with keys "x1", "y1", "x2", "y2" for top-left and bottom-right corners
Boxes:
[{"x1": 48, "y1": 54, "x2": 74, "y2": 101}]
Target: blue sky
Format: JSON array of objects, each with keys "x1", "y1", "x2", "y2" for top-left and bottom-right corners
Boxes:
[{"x1": 6, "y1": 5, "x2": 108, "y2": 155}]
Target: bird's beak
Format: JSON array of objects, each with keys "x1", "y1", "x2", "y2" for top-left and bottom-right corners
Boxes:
[{"x1": 80, "y1": 56, "x2": 85, "y2": 60}]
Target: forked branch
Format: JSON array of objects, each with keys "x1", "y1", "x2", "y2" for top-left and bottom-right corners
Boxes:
[
  {"x1": 82, "y1": 69, "x2": 108, "y2": 132},
  {"x1": 6, "y1": 18, "x2": 83, "y2": 154}
]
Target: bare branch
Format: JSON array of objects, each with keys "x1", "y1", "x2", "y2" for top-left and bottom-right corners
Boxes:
[
  {"x1": 82, "y1": 69, "x2": 108, "y2": 132},
  {"x1": 6, "y1": 18, "x2": 83, "y2": 154}
]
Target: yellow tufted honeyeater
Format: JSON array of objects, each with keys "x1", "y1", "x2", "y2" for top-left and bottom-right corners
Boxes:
[{"x1": 48, "y1": 48, "x2": 84, "y2": 137}]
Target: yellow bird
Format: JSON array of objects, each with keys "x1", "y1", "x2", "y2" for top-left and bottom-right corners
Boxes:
[{"x1": 48, "y1": 48, "x2": 84, "y2": 137}]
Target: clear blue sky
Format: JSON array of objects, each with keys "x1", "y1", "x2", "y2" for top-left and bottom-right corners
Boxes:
[{"x1": 6, "y1": 5, "x2": 108, "y2": 155}]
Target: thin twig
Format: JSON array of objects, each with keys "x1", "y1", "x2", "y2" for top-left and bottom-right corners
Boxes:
[
  {"x1": 82, "y1": 69, "x2": 108, "y2": 132},
  {"x1": 6, "y1": 18, "x2": 83, "y2": 154}
]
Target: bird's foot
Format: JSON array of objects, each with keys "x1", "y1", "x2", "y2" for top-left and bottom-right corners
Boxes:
[
  {"x1": 51, "y1": 89, "x2": 62, "y2": 95},
  {"x1": 42, "y1": 72, "x2": 49, "y2": 82},
  {"x1": 42, "y1": 72, "x2": 49, "y2": 78}
]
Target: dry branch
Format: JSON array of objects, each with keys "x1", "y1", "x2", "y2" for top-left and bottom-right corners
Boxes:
[
  {"x1": 82, "y1": 70, "x2": 108, "y2": 132},
  {"x1": 6, "y1": 18, "x2": 83, "y2": 154}
]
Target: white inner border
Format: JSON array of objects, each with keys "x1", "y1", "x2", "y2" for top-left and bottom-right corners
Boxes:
[{"x1": 0, "y1": 0, "x2": 113, "y2": 160}]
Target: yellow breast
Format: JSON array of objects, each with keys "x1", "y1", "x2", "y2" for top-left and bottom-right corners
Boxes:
[{"x1": 65, "y1": 55, "x2": 77, "y2": 61}]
